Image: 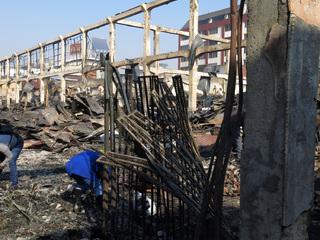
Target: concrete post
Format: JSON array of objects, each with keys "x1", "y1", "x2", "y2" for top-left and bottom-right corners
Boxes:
[
  {"x1": 80, "y1": 29, "x2": 87, "y2": 91},
  {"x1": 142, "y1": 3, "x2": 151, "y2": 76},
  {"x1": 40, "y1": 78, "x2": 45, "y2": 104},
  {"x1": 240, "y1": 1, "x2": 320, "y2": 239},
  {"x1": 26, "y1": 49, "x2": 31, "y2": 78},
  {"x1": 107, "y1": 17, "x2": 116, "y2": 63},
  {"x1": 15, "y1": 54, "x2": 20, "y2": 104},
  {"x1": 188, "y1": 0, "x2": 199, "y2": 112},
  {"x1": 59, "y1": 36, "x2": 66, "y2": 71},
  {"x1": 6, "y1": 57, "x2": 10, "y2": 108},
  {"x1": 60, "y1": 75, "x2": 66, "y2": 103},
  {"x1": 0, "y1": 84, "x2": 2, "y2": 106},
  {"x1": 38, "y1": 44, "x2": 46, "y2": 104},
  {"x1": 153, "y1": 28, "x2": 160, "y2": 73},
  {"x1": 39, "y1": 44, "x2": 44, "y2": 74},
  {"x1": 0, "y1": 63, "x2": 2, "y2": 106}
]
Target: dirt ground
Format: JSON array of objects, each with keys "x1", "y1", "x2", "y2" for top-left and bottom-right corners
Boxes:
[
  {"x1": 0, "y1": 147, "x2": 319, "y2": 240},
  {"x1": 0, "y1": 147, "x2": 105, "y2": 240}
]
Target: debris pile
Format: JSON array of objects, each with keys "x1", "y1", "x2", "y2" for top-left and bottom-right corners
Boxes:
[{"x1": 0, "y1": 91, "x2": 105, "y2": 151}]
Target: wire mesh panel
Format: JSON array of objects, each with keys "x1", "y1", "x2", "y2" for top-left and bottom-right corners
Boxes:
[{"x1": 100, "y1": 71, "x2": 207, "y2": 239}]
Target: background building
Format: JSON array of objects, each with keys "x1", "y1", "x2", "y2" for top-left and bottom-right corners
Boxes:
[{"x1": 179, "y1": 5, "x2": 248, "y2": 75}]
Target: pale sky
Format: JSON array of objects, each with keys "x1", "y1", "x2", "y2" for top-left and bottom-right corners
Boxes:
[{"x1": 0, "y1": 0, "x2": 232, "y2": 68}]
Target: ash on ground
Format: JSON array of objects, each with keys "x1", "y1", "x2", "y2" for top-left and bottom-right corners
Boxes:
[{"x1": 0, "y1": 147, "x2": 319, "y2": 240}]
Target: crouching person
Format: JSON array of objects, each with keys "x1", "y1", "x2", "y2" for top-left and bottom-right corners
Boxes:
[
  {"x1": 0, "y1": 126, "x2": 24, "y2": 189},
  {"x1": 65, "y1": 150, "x2": 103, "y2": 213}
]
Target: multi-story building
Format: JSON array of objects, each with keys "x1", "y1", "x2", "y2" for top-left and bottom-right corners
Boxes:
[{"x1": 179, "y1": 5, "x2": 248, "y2": 75}]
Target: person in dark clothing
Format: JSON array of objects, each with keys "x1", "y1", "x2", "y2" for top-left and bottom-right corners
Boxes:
[
  {"x1": 225, "y1": 110, "x2": 245, "y2": 159},
  {"x1": 0, "y1": 126, "x2": 24, "y2": 188},
  {"x1": 65, "y1": 150, "x2": 103, "y2": 213}
]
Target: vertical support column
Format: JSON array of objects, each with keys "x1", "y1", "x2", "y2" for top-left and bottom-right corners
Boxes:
[
  {"x1": 142, "y1": 3, "x2": 151, "y2": 76},
  {"x1": 59, "y1": 36, "x2": 66, "y2": 102},
  {"x1": 14, "y1": 54, "x2": 20, "y2": 104},
  {"x1": 39, "y1": 44, "x2": 46, "y2": 104},
  {"x1": 26, "y1": 49, "x2": 31, "y2": 78},
  {"x1": 0, "y1": 84, "x2": 2, "y2": 106},
  {"x1": 6, "y1": 57, "x2": 10, "y2": 108},
  {"x1": 25, "y1": 48, "x2": 33, "y2": 105},
  {"x1": 188, "y1": 0, "x2": 199, "y2": 112},
  {"x1": 39, "y1": 44, "x2": 44, "y2": 74},
  {"x1": 240, "y1": 1, "x2": 320, "y2": 239},
  {"x1": 59, "y1": 36, "x2": 66, "y2": 71},
  {"x1": 80, "y1": 29, "x2": 88, "y2": 91},
  {"x1": 0, "y1": 62, "x2": 2, "y2": 106},
  {"x1": 40, "y1": 78, "x2": 45, "y2": 105},
  {"x1": 60, "y1": 75, "x2": 66, "y2": 103},
  {"x1": 153, "y1": 28, "x2": 160, "y2": 74},
  {"x1": 107, "y1": 16, "x2": 116, "y2": 105},
  {"x1": 108, "y1": 17, "x2": 116, "y2": 63},
  {"x1": 45, "y1": 79, "x2": 49, "y2": 107}
]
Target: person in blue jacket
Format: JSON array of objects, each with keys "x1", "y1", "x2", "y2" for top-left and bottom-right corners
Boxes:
[{"x1": 65, "y1": 150, "x2": 103, "y2": 213}]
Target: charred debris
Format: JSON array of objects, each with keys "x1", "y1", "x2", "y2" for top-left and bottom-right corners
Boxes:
[
  {"x1": 0, "y1": 3, "x2": 247, "y2": 238},
  {"x1": 0, "y1": 62, "x2": 241, "y2": 239}
]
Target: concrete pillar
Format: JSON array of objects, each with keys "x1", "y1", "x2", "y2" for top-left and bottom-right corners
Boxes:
[
  {"x1": 153, "y1": 28, "x2": 160, "y2": 74},
  {"x1": 60, "y1": 75, "x2": 66, "y2": 103},
  {"x1": 39, "y1": 44, "x2": 44, "y2": 75},
  {"x1": 142, "y1": 3, "x2": 151, "y2": 76},
  {"x1": 188, "y1": 0, "x2": 199, "y2": 112},
  {"x1": 26, "y1": 49, "x2": 31, "y2": 78},
  {"x1": 59, "y1": 36, "x2": 66, "y2": 71},
  {"x1": 80, "y1": 29, "x2": 87, "y2": 91},
  {"x1": 38, "y1": 45, "x2": 45, "y2": 105},
  {"x1": 0, "y1": 63, "x2": 2, "y2": 106},
  {"x1": 40, "y1": 78, "x2": 45, "y2": 104},
  {"x1": 6, "y1": 57, "x2": 10, "y2": 108},
  {"x1": 0, "y1": 84, "x2": 2, "y2": 106},
  {"x1": 107, "y1": 17, "x2": 116, "y2": 63},
  {"x1": 15, "y1": 54, "x2": 20, "y2": 104},
  {"x1": 240, "y1": 1, "x2": 320, "y2": 239}
]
